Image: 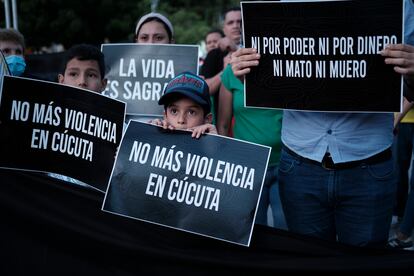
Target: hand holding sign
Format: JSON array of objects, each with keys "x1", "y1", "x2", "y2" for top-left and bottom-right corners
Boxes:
[
  {"x1": 230, "y1": 48, "x2": 260, "y2": 78},
  {"x1": 381, "y1": 44, "x2": 414, "y2": 79},
  {"x1": 381, "y1": 43, "x2": 414, "y2": 102}
]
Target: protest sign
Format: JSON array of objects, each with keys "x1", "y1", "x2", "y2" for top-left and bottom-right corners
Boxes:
[
  {"x1": 102, "y1": 44, "x2": 199, "y2": 116},
  {"x1": 0, "y1": 76, "x2": 126, "y2": 191},
  {"x1": 242, "y1": 0, "x2": 403, "y2": 112},
  {"x1": 103, "y1": 121, "x2": 270, "y2": 246},
  {"x1": 0, "y1": 50, "x2": 10, "y2": 78}
]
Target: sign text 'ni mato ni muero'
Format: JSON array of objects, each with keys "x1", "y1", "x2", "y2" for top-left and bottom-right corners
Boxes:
[{"x1": 242, "y1": 0, "x2": 403, "y2": 112}]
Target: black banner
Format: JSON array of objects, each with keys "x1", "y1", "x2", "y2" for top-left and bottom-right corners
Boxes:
[
  {"x1": 3, "y1": 170, "x2": 414, "y2": 274},
  {"x1": 242, "y1": 0, "x2": 403, "y2": 112},
  {"x1": 0, "y1": 76, "x2": 126, "y2": 191},
  {"x1": 102, "y1": 44, "x2": 199, "y2": 116},
  {"x1": 103, "y1": 121, "x2": 271, "y2": 246}
]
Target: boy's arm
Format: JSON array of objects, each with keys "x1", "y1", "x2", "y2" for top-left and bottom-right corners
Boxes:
[
  {"x1": 189, "y1": 124, "x2": 217, "y2": 139},
  {"x1": 217, "y1": 84, "x2": 233, "y2": 136}
]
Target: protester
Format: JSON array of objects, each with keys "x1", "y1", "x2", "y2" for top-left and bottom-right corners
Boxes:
[
  {"x1": 129, "y1": 12, "x2": 175, "y2": 123},
  {"x1": 392, "y1": 98, "x2": 414, "y2": 223},
  {"x1": 49, "y1": 44, "x2": 108, "y2": 187},
  {"x1": 134, "y1": 12, "x2": 174, "y2": 44},
  {"x1": 388, "y1": 79, "x2": 414, "y2": 250},
  {"x1": 150, "y1": 71, "x2": 217, "y2": 138},
  {"x1": 205, "y1": 29, "x2": 224, "y2": 54},
  {"x1": 200, "y1": 7, "x2": 241, "y2": 123},
  {"x1": 58, "y1": 44, "x2": 107, "y2": 93},
  {"x1": 385, "y1": 0, "x2": 414, "y2": 249},
  {"x1": 226, "y1": 6, "x2": 414, "y2": 247},
  {"x1": 217, "y1": 65, "x2": 286, "y2": 229},
  {"x1": 0, "y1": 28, "x2": 26, "y2": 76}
]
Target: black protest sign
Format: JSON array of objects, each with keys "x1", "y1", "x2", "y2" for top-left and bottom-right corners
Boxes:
[
  {"x1": 103, "y1": 121, "x2": 270, "y2": 246},
  {"x1": 0, "y1": 76, "x2": 126, "y2": 191},
  {"x1": 242, "y1": 0, "x2": 403, "y2": 112},
  {"x1": 102, "y1": 44, "x2": 199, "y2": 116}
]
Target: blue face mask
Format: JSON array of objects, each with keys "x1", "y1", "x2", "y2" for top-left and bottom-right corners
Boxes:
[{"x1": 5, "y1": 55, "x2": 26, "y2": 76}]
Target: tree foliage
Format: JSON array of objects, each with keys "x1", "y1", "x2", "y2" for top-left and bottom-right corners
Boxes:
[{"x1": 0, "y1": 0, "x2": 240, "y2": 50}]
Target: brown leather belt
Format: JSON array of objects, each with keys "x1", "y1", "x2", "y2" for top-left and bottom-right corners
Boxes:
[{"x1": 282, "y1": 145, "x2": 392, "y2": 170}]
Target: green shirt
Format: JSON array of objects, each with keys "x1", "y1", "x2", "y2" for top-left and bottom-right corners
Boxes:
[{"x1": 221, "y1": 65, "x2": 283, "y2": 166}]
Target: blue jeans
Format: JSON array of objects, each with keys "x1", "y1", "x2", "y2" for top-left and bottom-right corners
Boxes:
[
  {"x1": 255, "y1": 165, "x2": 287, "y2": 230},
  {"x1": 400, "y1": 190, "x2": 414, "y2": 237},
  {"x1": 393, "y1": 123, "x2": 414, "y2": 218},
  {"x1": 278, "y1": 148, "x2": 396, "y2": 247}
]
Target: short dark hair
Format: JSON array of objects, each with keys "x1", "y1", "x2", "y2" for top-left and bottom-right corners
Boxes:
[
  {"x1": 224, "y1": 7, "x2": 241, "y2": 19},
  {"x1": 0, "y1": 28, "x2": 25, "y2": 49},
  {"x1": 205, "y1": 28, "x2": 224, "y2": 41},
  {"x1": 61, "y1": 44, "x2": 106, "y2": 79}
]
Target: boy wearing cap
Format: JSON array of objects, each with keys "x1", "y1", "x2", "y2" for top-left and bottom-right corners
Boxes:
[{"x1": 151, "y1": 72, "x2": 217, "y2": 138}]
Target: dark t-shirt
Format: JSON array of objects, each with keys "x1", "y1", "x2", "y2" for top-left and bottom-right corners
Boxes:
[
  {"x1": 200, "y1": 48, "x2": 228, "y2": 78},
  {"x1": 200, "y1": 48, "x2": 228, "y2": 122}
]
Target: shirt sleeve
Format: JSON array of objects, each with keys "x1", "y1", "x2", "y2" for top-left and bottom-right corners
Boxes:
[{"x1": 221, "y1": 64, "x2": 242, "y2": 92}]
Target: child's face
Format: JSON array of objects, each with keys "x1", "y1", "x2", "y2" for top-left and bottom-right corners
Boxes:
[
  {"x1": 164, "y1": 98, "x2": 207, "y2": 130},
  {"x1": 206, "y1": 32, "x2": 222, "y2": 53},
  {"x1": 136, "y1": 21, "x2": 170, "y2": 44},
  {"x1": 58, "y1": 58, "x2": 107, "y2": 93}
]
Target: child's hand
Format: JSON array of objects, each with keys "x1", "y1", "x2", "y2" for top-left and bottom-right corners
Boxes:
[
  {"x1": 148, "y1": 118, "x2": 175, "y2": 130},
  {"x1": 189, "y1": 124, "x2": 217, "y2": 139}
]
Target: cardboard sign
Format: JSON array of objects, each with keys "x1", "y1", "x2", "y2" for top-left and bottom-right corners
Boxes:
[
  {"x1": 242, "y1": 0, "x2": 403, "y2": 112},
  {"x1": 102, "y1": 44, "x2": 199, "y2": 116},
  {"x1": 103, "y1": 121, "x2": 271, "y2": 246},
  {"x1": 0, "y1": 76, "x2": 126, "y2": 191}
]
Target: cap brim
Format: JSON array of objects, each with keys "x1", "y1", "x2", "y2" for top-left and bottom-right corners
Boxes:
[{"x1": 158, "y1": 90, "x2": 210, "y2": 111}]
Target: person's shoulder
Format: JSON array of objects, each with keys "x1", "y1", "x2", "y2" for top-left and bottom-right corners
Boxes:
[{"x1": 206, "y1": 48, "x2": 228, "y2": 60}]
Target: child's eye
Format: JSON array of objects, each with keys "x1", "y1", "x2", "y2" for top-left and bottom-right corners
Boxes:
[
  {"x1": 188, "y1": 110, "x2": 196, "y2": 116},
  {"x1": 69, "y1": 72, "x2": 78, "y2": 77},
  {"x1": 170, "y1": 108, "x2": 178, "y2": 114},
  {"x1": 88, "y1": 73, "x2": 98, "y2": 78}
]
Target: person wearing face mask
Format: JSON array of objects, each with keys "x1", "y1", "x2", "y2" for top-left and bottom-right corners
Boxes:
[{"x1": 0, "y1": 28, "x2": 26, "y2": 76}]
